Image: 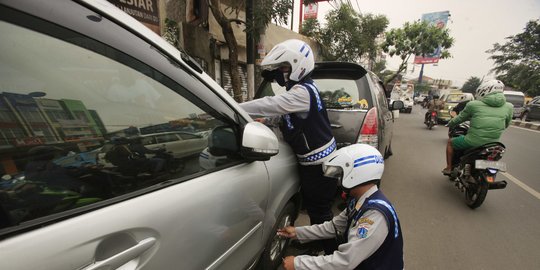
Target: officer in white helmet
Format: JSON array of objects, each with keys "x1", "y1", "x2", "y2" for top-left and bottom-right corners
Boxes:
[
  {"x1": 240, "y1": 39, "x2": 338, "y2": 254},
  {"x1": 278, "y1": 144, "x2": 404, "y2": 270}
]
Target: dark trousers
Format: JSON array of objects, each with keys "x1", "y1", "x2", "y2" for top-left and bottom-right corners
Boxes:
[{"x1": 298, "y1": 164, "x2": 338, "y2": 255}]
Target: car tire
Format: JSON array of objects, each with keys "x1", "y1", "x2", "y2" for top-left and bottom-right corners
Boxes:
[{"x1": 259, "y1": 202, "x2": 296, "y2": 270}]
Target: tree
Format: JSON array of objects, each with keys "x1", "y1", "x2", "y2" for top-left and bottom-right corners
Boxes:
[
  {"x1": 487, "y1": 20, "x2": 540, "y2": 96},
  {"x1": 381, "y1": 21, "x2": 454, "y2": 85},
  {"x1": 301, "y1": 4, "x2": 388, "y2": 63},
  {"x1": 208, "y1": 0, "x2": 292, "y2": 102},
  {"x1": 415, "y1": 83, "x2": 431, "y2": 94},
  {"x1": 461, "y1": 76, "x2": 482, "y2": 94}
]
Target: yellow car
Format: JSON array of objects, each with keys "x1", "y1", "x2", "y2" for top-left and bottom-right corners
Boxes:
[{"x1": 438, "y1": 93, "x2": 475, "y2": 123}]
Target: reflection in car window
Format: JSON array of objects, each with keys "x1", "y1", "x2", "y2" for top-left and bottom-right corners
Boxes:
[{"x1": 0, "y1": 20, "x2": 242, "y2": 230}]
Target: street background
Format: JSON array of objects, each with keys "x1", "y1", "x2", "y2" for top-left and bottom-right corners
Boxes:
[{"x1": 287, "y1": 105, "x2": 540, "y2": 269}]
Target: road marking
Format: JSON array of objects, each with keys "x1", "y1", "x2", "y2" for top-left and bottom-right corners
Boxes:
[
  {"x1": 510, "y1": 125, "x2": 540, "y2": 134},
  {"x1": 501, "y1": 172, "x2": 540, "y2": 200}
]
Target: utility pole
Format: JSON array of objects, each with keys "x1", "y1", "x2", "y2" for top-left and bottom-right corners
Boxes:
[
  {"x1": 246, "y1": 0, "x2": 255, "y2": 101},
  {"x1": 418, "y1": 63, "x2": 425, "y2": 84}
]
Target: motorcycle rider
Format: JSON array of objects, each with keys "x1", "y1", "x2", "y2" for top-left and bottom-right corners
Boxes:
[
  {"x1": 279, "y1": 144, "x2": 404, "y2": 270},
  {"x1": 442, "y1": 80, "x2": 513, "y2": 175},
  {"x1": 424, "y1": 94, "x2": 445, "y2": 124},
  {"x1": 239, "y1": 39, "x2": 338, "y2": 254}
]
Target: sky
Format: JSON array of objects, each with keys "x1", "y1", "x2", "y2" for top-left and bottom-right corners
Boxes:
[{"x1": 284, "y1": 0, "x2": 540, "y2": 87}]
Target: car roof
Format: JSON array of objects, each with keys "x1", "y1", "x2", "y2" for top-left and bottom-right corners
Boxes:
[
  {"x1": 503, "y1": 90, "x2": 525, "y2": 96},
  {"x1": 313, "y1": 62, "x2": 368, "y2": 80}
]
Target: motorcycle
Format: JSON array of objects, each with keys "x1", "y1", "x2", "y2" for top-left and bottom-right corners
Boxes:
[
  {"x1": 448, "y1": 123, "x2": 508, "y2": 209},
  {"x1": 425, "y1": 111, "x2": 438, "y2": 130}
]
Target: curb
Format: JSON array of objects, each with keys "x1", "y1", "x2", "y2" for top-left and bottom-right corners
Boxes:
[{"x1": 511, "y1": 120, "x2": 540, "y2": 131}]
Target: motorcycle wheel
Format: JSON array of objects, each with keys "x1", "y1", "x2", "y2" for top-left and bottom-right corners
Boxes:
[
  {"x1": 428, "y1": 121, "x2": 433, "y2": 130},
  {"x1": 464, "y1": 174, "x2": 488, "y2": 209}
]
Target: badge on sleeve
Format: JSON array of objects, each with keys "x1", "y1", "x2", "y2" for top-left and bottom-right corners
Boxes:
[{"x1": 357, "y1": 226, "x2": 369, "y2": 239}]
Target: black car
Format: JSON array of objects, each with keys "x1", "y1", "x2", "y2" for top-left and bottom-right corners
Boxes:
[
  {"x1": 521, "y1": 96, "x2": 540, "y2": 121},
  {"x1": 256, "y1": 62, "x2": 403, "y2": 158}
]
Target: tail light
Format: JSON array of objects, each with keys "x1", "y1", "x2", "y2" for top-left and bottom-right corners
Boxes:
[
  {"x1": 357, "y1": 107, "x2": 378, "y2": 148},
  {"x1": 431, "y1": 111, "x2": 437, "y2": 116}
]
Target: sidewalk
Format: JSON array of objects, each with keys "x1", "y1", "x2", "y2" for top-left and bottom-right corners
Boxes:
[{"x1": 511, "y1": 120, "x2": 540, "y2": 131}]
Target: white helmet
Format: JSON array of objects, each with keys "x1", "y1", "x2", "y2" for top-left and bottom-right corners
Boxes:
[
  {"x1": 475, "y1": 80, "x2": 504, "y2": 99},
  {"x1": 322, "y1": 144, "x2": 384, "y2": 189},
  {"x1": 261, "y1": 39, "x2": 315, "y2": 81}
]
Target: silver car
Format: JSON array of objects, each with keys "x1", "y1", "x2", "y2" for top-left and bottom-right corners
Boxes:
[{"x1": 0, "y1": 1, "x2": 300, "y2": 269}]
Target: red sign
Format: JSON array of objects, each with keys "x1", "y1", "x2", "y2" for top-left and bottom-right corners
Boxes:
[{"x1": 304, "y1": 3, "x2": 318, "y2": 20}]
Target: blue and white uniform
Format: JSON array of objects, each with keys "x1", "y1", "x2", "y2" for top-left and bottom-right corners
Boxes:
[
  {"x1": 294, "y1": 186, "x2": 404, "y2": 270},
  {"x1": 240, "y1": 79, "x2": 335, "y2": 165}
]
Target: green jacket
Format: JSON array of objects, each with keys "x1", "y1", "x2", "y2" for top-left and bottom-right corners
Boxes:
[{"x1": 449, "y1": 92, "x2": 513, "y2": 147}]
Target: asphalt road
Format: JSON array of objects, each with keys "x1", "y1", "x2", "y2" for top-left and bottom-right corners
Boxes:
[{"x1": 290, "y1": 105, "x2": 540, "y2": 269}]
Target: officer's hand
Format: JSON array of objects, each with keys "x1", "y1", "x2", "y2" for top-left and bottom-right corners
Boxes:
[
  {"x1": 254, "y1": 118, "x2": 267, "y2": 124},
  {"x1": 277, "y1": 226, "x2": 296, "y2": 239},
  {"x1": 282, "y1": 256, "x2": 295, "y2": 270}
]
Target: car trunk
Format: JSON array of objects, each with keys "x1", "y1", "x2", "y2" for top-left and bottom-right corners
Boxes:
[{"x1": 256, "y1": 62, "x2": 372, "y2": 147}]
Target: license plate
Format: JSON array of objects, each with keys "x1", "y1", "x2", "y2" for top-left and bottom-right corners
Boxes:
[{"x1": 475, "y1": 160, "x2": 507, "y2": 172}]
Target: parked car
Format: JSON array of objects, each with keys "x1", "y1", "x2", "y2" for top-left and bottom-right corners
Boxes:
[
  {"x1": 503, "y1": 90, "x2": 526, "y2": 119},
  {"x1": 256, "y1": 62, "x2": 403, "y2": 158},
  {"x1": 0, "y1": 1, "x2": 301, "y2": 270},
  {"x1": 437, "y1": 92, "x2": 474, "y2": 123},
  {"x1": 521, "y1": 96, "x2": 540, "y2": 122}
]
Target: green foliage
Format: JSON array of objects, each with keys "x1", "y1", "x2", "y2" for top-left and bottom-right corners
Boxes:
[
  {"x1": 381, "y1": 20, "x2": 454, "y2": 84},
  {"x1": 302, "y1": 4, "x2": 388, "y2": 63},
  {"x1": 415, "y1": 83, "x2": 431, "y2": 94},
  {"x1": 162, "y1": 18, "x2": 179, "y2": 48},
  {"x1": 461, "y1": 76, "x2": 482, "y2": 94},
  {"x1": 488, "y1": 20, "x2": 540, "y2": 96},
  {"x1": 300, "y1": 18, "x2": 321, "y2": 39},
  {"x1": 249, "y1": 0, "x2": 293, "y2": 42}
]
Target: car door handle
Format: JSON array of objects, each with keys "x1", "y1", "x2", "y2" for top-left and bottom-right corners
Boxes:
[
  {"x1": 83, "y1": 237, "x2": 156, "y2": 270},
  {"x1": 331, "y1": 124, "x2": 342, "y2": 129}
]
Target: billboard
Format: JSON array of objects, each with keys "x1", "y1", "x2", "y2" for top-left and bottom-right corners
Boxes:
[
  {"x1": 107, "y1": 0, "x2": 161, "y2": 34},
  {"x1": 304, "y1": 3, "x2": 318, "y2": 20},
  {"x1": 414, "y1": 11, "x2": 450, "y2": 64}
]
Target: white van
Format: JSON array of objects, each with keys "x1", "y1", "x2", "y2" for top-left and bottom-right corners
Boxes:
[{"x1": 503, "y1": 90, "x2": 525, "y2": 119}]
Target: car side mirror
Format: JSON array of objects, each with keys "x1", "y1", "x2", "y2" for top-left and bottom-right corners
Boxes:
[
  {"x1": 390, "y1": 100, "x2": 404, "y2": 111},
  {"x1": 241, "y1": 122, "x2": 279, "y2": 161}
]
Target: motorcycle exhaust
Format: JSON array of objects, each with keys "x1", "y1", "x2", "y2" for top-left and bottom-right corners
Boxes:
[{"x1": 488, "y1": 180, "x2": 507, "y2": 190}]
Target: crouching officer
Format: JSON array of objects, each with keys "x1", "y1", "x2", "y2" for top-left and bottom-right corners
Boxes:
[{"x1": 278, "y1": 144, "x2": 404, "y2": 270}]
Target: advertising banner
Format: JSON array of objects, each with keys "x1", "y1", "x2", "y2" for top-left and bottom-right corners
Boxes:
[
  {"x1": 304, "y1": 3, "x2": 318, "y2": 20},
  {"x1": 414, "y1": 11, "x2": 450, "y2": 64},
  {"x1": 107, "y1": 0, "x2": 161, "y2": 34}
]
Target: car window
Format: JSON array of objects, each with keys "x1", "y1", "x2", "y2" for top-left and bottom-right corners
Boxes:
[
  {"x1": 370, "y1": 75, "x2": 389, "y2": 109},
  {"x1": 446, "y1": 94, "x2": 465, "y2": 102},
  {"x1": 155, "y1": 134, "x2": 181, "y2": 143},
  {"x1": 178, "y1": 133, "x2": 201, "y2": 140},
  {"x1": 0, "y1": 19, "x2": 242, "y2": 232},
  {"x1": 258, "y1": 77, "x2": 373, "y2": 110},
  {"x1": 504, "y1": 95, "x2": 525, "y2": 107}
]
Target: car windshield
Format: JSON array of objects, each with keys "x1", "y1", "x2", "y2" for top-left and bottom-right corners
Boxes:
[{"x1": 445, "y1": 94, "x2": 467, "y2": 102}]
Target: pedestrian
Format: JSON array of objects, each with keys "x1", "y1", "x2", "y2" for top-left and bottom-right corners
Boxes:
[
  {"x1": 278, "y1": 144, "x2": 403, "y2": 270},
  {"x1": 239, "y1": 39, "x2": 338, "y2": 254}
]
